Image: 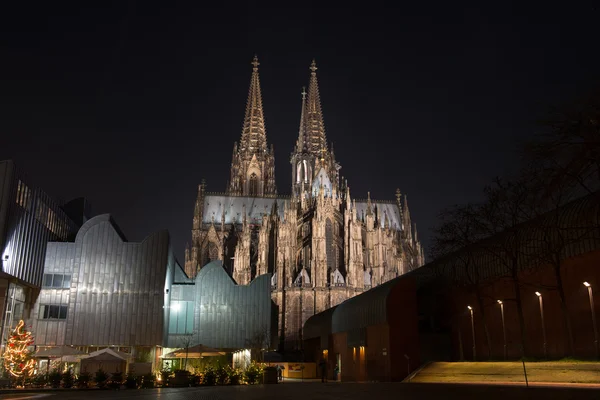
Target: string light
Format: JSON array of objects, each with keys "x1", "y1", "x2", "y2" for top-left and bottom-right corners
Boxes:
[{"x1": 3, "y1": 320, "x2": 36, "y2": 378}]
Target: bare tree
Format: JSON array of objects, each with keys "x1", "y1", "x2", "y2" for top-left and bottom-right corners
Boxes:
[
  {"x1": 474, "y1": 176, "x2": 536, "y2": 357},
  {"x1": 525, "y1": 88, "x2": 600, "y2": 199},
  {"x1": 245, "y1": 325, "x2": 271, "y2": 363},
  {"x1": 431, "y1": 204, "x2": 493, "y2": 359},
  {"x1": 178, "y1": 334, "x2": 195, "y2": 371}
]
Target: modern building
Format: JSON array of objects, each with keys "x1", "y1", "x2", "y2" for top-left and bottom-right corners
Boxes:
[
  {"x1": 304, "y1": 192, "x2": 600, "y2": 381},
  {"x1": 184, "y1": 57, "x2": 425, "y2": 350},
  {"x1": 0, "y1": 160, "x2": 88, "y2": 352},
  {"x1": 167, "y1": 261, "x2": 276, "y2": 351},
  {"x1": 304, "y1": 276, "x2": 419, "y2": 382},
  {"x1": 31, "y1": 215, "x2": 274, "y2": 371}
]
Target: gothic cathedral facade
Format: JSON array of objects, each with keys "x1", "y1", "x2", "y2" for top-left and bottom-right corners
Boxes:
[{"x1": 185, "y1": 57, "x2": 425, "y2": 350}]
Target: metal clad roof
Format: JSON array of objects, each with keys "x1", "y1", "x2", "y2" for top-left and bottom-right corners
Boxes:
[
  {"x1": 203, "y1": 195, "x2": 289, "y2": 224},
  {"x1": 331, "y1": 278, "x2": 397, "y2": 334},
  {"x1": 355, "y1": 201, "x2": 402, "y2": 230}
]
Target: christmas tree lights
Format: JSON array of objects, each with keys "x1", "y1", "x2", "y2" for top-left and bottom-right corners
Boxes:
[{"x1": 3, "y1": 320, "x2": 35, "y2": 378}]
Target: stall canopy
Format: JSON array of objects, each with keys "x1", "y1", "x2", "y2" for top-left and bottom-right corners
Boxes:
[
  {"x1": 80, "y1": 348, "x2": 128, "y2": 374},
  {"x1": 34, "y1": 346, "x2": 88, "y2": 364},
  {"x1": 163, "y1": 344, "x2": 226, "y2": 358}
]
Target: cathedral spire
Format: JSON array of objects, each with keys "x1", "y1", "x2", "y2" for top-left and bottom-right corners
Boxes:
[
  {"x1": 238, "y1": 55, "x2": 267, "y2": 155},
  {"x1": 295, "y1": 87, "x2": 308, "y2": 153},
  {"x1": 228, "y1": 56, "x2": 277, "y2": 196},
  {"x1": 302, "y1": 59, "x2": 327, "y2": 156}
]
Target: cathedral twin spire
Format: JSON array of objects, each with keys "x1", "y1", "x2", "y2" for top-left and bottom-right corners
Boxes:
[
  {"x1": 229, "y1": 56, "x2": 333, "y2": 198},
  {"x1": 238, "y1": 56, "x2": 268, "y2": 155},
  {"x1": 228, "y1": 56, "x2": 276, "y2": 197},
  {"x1": 296, "y1": 60, "x2": 327, "y2": 157}
]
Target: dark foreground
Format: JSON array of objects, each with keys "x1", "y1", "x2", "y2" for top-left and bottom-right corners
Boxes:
[{"x1": 0, "y1": 382, "x2": 598, "y2": 400}]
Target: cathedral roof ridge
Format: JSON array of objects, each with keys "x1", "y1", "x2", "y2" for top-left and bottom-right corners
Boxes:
[
  {"x1": 204, "y1": 191, "x2": 292, "y2": 200},
  {"x1": 354, "y1": 198, "x2": 396, "y2": 205}
]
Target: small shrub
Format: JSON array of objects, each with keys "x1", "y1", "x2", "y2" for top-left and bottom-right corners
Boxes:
[
  {"x1": 228, "y1": 367, "x2": 243, "y2": 385},
  {"x1": 215, "y1": 365, "x2": 229, "y2": 385},
  {"x1": 160, "y1": 370, "x2": 171, "y2": 387},
  {"x1": 202, "y1": 365, "x2": 216, "y2": 386},
  {"x1": 95, "y1": 369, "x2": 109, "y2": 388},
  {"x1": 77, "y1": 371, "x2": 91, "y2": 389},
  {"x1": 32, "y1": 373, "x2": 48, "y2": 388},
  {"x1": 125, "y1": 373, "x2": 138, "y2": 389},
  {"x1": 48, "y1": 369, "x2": 62, "y2": 388},
  {"x1": 61, "y1": 369, "x2": 74, "y2": 388},
  {"x1": 244, "y1": 362, "x2": 263, "y2": 385},
  {"x1": 190, "y1": 374, "x2": 201, "y2": 386},
  {"x1": 109, "y1": 371, "x2": 123, "y2": 389}
]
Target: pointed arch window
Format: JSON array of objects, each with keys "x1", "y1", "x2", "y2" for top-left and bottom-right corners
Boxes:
[
  {"x1": 249, "y1": 173, "x2": 258, "y2": 196},
  {"x1": 326, "y1": 218, "x2": 336, "y2": 272}
]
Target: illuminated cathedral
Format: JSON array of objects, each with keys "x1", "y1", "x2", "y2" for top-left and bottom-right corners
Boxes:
[{"x1": 185, "y1": 57, "x2": 425, "y2": 349}]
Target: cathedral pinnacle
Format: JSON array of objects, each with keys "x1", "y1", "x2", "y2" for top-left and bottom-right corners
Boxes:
[
  {"x1": 251, "y1": 54, "x2": 260, "y2": 71},
  {"x1": 295, "y1": 87, "x2": 308, "y2": 153}
]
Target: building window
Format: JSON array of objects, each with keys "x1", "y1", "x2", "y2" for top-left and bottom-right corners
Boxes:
[
  {"x1": 16, "y1": 180, "x2": 32, "y2": 211},
  {"x1": 40, "y1": 304, "x2": 68, "y2": 320},
  {"x1": 249, "y1": 173, "x2": 258, "y2": 196},
  {"x1": 326, "y1": 218, "x2": 336, "y2": 272},
  {"x1": 42, "y1": 274, "x2": 71, "y2": 289}
]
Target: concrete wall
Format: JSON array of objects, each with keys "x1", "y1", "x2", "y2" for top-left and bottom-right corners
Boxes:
[{"x1": 426, "y1": 249, "x2": 600, "y2": 360}]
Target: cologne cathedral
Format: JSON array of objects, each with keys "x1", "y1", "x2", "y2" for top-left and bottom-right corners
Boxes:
[{"x1": 185, "y1": 57, "x2": 425, "y2": 350}]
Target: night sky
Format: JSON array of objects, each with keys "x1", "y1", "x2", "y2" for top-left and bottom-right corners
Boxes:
[{"x1": 2, "y1": 2, "x2": 599, "y2": 263}]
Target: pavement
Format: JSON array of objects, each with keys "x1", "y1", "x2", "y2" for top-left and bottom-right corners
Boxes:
[{"x1": 0, "y1": 382, "x2": 598, "y2": 400}]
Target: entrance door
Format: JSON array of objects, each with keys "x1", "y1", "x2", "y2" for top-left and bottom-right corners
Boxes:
[{"x1": 336, "y1": 353, "x2": 342, "y2": 381}]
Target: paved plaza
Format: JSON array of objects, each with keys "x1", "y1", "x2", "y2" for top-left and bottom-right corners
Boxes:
[{"x1": 0, "y1": 383, "x2": 599, "y2": 400}]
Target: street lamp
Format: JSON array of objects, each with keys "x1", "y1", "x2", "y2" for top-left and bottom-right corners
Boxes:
[
  {"x1": 498, "y1": 300, "x2": 507, "y2": 360},
  {"x1": 468, "y1": 306, "x2": 476, "y2": 360},
  {"x1": 583, "y1": 282, "x2": 598, "y2": 359},
  {"x1": 535, "y1": 292, "x2": 547, "y2": 359}
]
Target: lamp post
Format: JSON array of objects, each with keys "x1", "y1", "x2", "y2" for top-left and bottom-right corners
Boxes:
[
  {"x1": 583, "y1": 282, "x2": 598, "y2": 359},
  {"x1": 498, "y1": 300, "x2": 507, "y2": 360},
  {"x1": 535, "y1": 292, "x2": 547, "y2": 359},
  {"x1": 468, "y1": 306, "x2": 476, "y2": 360}
]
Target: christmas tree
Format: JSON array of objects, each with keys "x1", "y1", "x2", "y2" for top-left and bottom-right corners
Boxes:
[{"x1": 3, "y1": 320, "x2": 35, "y2": 379}]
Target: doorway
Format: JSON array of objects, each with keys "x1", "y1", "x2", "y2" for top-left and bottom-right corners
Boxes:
[{"x1": 335, "y1": 353, "x2": 342, "y2": 381}]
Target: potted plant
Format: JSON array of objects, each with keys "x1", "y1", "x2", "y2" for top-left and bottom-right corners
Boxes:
[
  {"x1": 171, "y1": 369, "x2": 190, "y2": 387},
  {"x1": 141, "y1": 373, "x2": 155, "y2": 389},
  {"x1": 262, "y1": 366, "x2": 278, "y2": 384}
]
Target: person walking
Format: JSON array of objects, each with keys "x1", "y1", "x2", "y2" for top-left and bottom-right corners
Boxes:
[
  {"x1": 334, "y1": 364, "x2": 339, "y2": 381},
  {"x1": 319, "y1": 359, "x2": 327, "y2": 383}
]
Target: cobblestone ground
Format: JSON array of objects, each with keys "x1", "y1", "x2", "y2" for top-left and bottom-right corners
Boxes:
[{"x1": 1, "y1": 383, "x2": 599, "y2": 400}]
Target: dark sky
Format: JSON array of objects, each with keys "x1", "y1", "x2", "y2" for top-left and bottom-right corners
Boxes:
[{"x1": 2, "y1": 2, "x2": 599, "y2": 263}]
